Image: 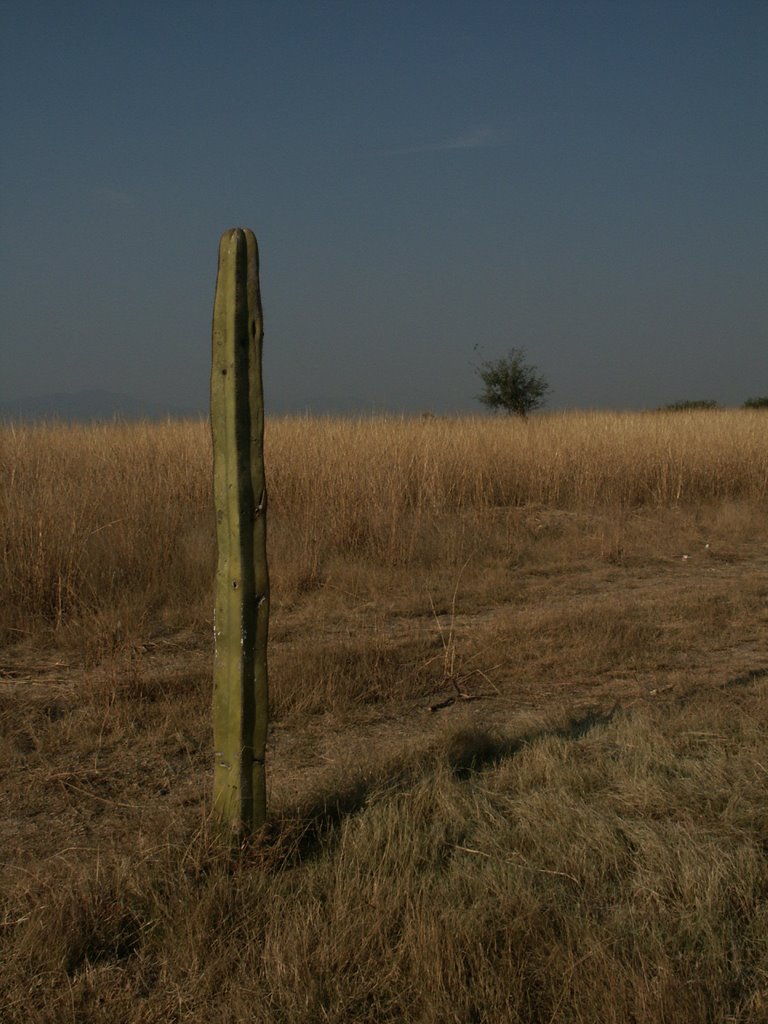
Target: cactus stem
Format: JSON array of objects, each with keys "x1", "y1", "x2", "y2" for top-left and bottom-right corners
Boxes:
[{"x1": 210, "y1": 228, "x2": 269, "y2": 836}]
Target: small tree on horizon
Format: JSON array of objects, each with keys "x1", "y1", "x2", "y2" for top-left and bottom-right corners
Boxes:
[{"x1": 474, "y1": 347, "x2": 551, "y2": 417}]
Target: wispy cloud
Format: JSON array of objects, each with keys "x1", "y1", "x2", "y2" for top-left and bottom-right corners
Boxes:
[{"x1": 385, "y1": 126, "x2": 503, "y2": 156}]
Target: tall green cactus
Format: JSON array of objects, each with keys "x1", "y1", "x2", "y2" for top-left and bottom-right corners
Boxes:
[{"x1": 210, "y1": 228, "x2": 269, "y2": 834}]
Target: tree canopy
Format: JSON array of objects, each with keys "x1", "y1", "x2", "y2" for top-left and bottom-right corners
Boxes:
[{"x1": 474, "y1": 347, "x2": 551, "y2": 417}]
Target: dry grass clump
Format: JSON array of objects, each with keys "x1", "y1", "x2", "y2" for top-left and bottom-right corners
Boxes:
[
  {"x1": 2, "y1": 681, "x2": 766, "y2": 1023},
  {"x1": 2, "y1": 410, "x2": 767, "y2": 647}
]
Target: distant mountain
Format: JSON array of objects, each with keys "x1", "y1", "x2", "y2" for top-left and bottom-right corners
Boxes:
[{"x1": 0, "y1": 390, "x2": 204, "y2": 423}]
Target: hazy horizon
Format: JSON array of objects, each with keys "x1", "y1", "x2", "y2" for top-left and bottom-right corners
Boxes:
[{"x1": 2, "y1": 2, "x2": 765, "y2": 415}]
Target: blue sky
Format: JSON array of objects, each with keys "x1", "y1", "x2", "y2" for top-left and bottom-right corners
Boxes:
[{"x1": 1, "y1": 1, "x2": 766, "y2": 414}]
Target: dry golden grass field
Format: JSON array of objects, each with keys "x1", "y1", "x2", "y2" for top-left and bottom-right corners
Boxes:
[{"x1": 1, "y1": 410, "x2": 768, "y2": 1022}]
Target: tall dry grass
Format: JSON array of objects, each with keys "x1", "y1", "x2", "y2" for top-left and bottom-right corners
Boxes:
[
  {"x1": 1, "y1": 419, "x2": 213, "y2": 648},
  {"x1": 2, "y1": 410, "x2": 768, "y2": 1022},
  {"x1": 1, "y1": 410, "x2": 767, "y2": 645}
]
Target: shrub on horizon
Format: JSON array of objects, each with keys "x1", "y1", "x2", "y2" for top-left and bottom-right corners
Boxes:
[{"x1": 660, "y1": 399, "x2": 720, "y2": 412}]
